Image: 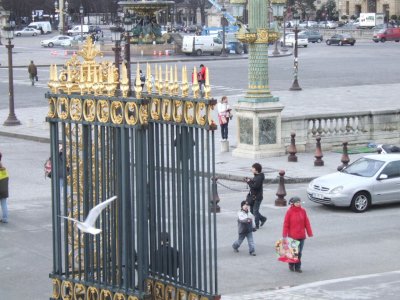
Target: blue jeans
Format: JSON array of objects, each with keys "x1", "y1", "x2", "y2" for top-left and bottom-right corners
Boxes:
[
  {"x1": 232, "y1": 231, "x2": 255, "y2": 254},
  {"x1": 220, "y1": 123, "x2": 228, "y2": 140},
  {"x1": 289, "y1": 239, "x2": 305, "y2": 270},
  {"x1": 0, "y1": 198, "x2": 8, "y2": 222},
  {"x1": 251, "y1": 200, "x2": 266, "y2": 227}
]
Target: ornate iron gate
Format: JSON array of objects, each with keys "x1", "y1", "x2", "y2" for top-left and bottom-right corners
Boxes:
[{"x1": 47, "y1": 39, "x2": 219, "y2": 300}]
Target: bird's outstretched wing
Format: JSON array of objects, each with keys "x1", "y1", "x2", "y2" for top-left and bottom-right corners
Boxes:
[
  {"x1": 83, "y1": 196, "x2": 117, "y2": 226},
  {"x1": 60, "y1": 216, "x2": 79, "y2": 223}
]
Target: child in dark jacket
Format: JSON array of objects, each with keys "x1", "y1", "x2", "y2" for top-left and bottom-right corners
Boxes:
[{"x1": 232, "y1": 200, "x2": 257, "y2": 256}]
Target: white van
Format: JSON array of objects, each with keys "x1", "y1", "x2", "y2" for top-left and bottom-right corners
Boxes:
[
  {"x1": 182, "y1": 35, "x2": 223, "y2": 56},
  {"x1": 28, "y1": 21, "x2": 52, "y2": 34},
  {"x1": 67, "y1": 25, "x2": 89, "y2": 36}
]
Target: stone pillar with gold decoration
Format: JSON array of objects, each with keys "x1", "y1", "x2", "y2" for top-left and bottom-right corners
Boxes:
[{"x1": 233, "y1": 0, "x2": 285, "y2": 158}]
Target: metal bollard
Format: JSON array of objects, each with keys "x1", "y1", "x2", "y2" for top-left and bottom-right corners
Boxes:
[
  {"x1": 275, "y1": 170, "x2": 287, "y2": 207},
  {"x1": 287, "y1": 132, "x2": 298, "y2": 162},
  {"x1": 314, "y1": 136, "x2": 324, "y2": 166},
  {"x1": 210, "y1": 177, "x2": 221, "y2": 213},
  {"x1": 337, "y1": 141, "x2": 350, "y2": 171}
]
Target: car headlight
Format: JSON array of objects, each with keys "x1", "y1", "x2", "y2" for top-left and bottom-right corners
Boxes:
[{"x1": 329, "y1": 186, "x2": 343, "y2": 194}]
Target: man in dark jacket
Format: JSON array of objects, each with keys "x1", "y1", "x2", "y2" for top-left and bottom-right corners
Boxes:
[
  {"x1": 245, "y1": 163, "x2": 267, "y2": 229},
  {"x1": 28, "y1": 60, "x2": 38, "y2": 86}
]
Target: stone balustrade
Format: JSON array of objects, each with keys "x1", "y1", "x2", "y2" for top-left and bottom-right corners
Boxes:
[{"x1": 282, "y1": 109, "x2": 400, "y2": 152}]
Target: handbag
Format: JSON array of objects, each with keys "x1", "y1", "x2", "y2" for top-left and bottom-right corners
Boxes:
[
  {"x1": 35, "y1": 75, "x2": 38, "y2": 81},
  {"x1": 218, "y1": 115, "x2": 227, "y2": 125}
]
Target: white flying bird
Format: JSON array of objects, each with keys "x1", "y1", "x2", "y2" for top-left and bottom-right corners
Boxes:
[{"x1": 61, "y1": 196, "x2": 117, "y2": 235}]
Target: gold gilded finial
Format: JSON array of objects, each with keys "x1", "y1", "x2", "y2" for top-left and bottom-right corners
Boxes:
[
  {"x1": 168, "y1": 66, "x2": 174, "y2": 96},
  {"x1": 204, "y1": 67, "x2": 211, "y2": 99},
  {"x1": 181, "y1": 66, "x2": 189, "y2": 97},
  {"x1": 192, "y1": 66, "x2": 199, "y2": 98},
  {"x1": 78, "y1": 36, "x2": 103, "y2": 62},
  {"x1": 134, "y1": 64, "x2": 142, "y2": 99},
  {"x1": 158, "y1": 65, "x2": 163, "y2": 95},
  {"x1": 173, "y1": 65, "x2": 179, "y2": 96},
  {"x1": 146, "y1": 63, "x2": 153, "y2": 93}
]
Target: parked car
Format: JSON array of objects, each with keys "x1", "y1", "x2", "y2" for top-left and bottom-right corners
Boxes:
[
  {"x1": 326, "y1": 34, "x2": 356, "y2": 46},
  {"x1": 300, "y1": 30, "x2": 323, "y2": 43},
  {"x1": 373, "y1": 28, "x2": 400, "y2": 42},
  {"x1": 298, "y1": 21, "x2": 318, "y2": 29},
  {"x1": 184, "y1": 25, "x2": 200, "y2": 33},
  {"x1": 40, "y1": 35, "x2": 73, "y2": 47},
  {"x1": 279, "y1": 33, "x2": 308, "y2": 47},
  {"x1": 15, "y1": 27, "x2": 41, "y2": 36},
  {"x1": 307, "y1": 154, "x2": 400, "y2": 213},
  {"x1": 322, "y1": 21, "x2": 339, "y2": 29},
  {"x1": 60, "y1": 34, "x2": 86, "y2": 47}
]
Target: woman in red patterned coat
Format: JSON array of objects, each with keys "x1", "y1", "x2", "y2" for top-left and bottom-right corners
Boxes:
[{"x1": 282, "y1": 196, "x2": 313, "y2": 273}]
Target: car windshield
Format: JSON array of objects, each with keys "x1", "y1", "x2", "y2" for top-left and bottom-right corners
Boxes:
[{"x1": 341, "y1": 157, "x2": 385, "y2": 177}]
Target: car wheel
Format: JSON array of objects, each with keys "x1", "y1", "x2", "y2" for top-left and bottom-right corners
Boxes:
[
  {"x1": 350, "y1": 42, "x2": 355, "y2": 46},
  {"x1": 280, "y1": 42, "x2": 284, "y2": 47},
  {"x1": 16, "y1": 33, "x2": 21, "y2": 37},
  {"x1": 351, "y1": 192, "x2": 371, "y2": 213},
  {"x1": 326, "y1": 40, "x2": 331, "y2": 45},
  {"x1": 196, "y1": 49, "x2": 202, "y2": 56},
  {"x1": 374, "y1": 40, "x2": 379, "y2": 43},
  {"x1": 339, "y1": 41, "x2": 343, "y2": 46},
  {"x1": 48, "y1": 42, "x2": 54, "y2": 48},
  {"x1": 304, "y1": 45, "x2": 308, "y2": 47},
  {"x1": 235, "y1": 46, "x2": 244, "y2": 54},
  {"x1": 33, "y1": 33, "x2": 37, "y2": 36},
  {"x1": 380, "y1": 38, "x2": 386, "y2": 43},
  {"x1": 395, "y1": 40, "x2": 399, "y2": 42},
  {"x1": 317, "y1": 38, "x2": 322, "y2": 43}
]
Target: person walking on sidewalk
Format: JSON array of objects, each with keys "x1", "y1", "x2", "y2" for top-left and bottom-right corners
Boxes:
[
  {"x1": 198, "y1": 64, "x2": 206, "y2": 95},
  {"x1": 28, "y1": 60, "x2": 38, "y2": 86},
  {"x1": 245, "y1": 163, "x2": 267, "y2": 229},
  {"x1": 282, "y1": 196, "x2": 313, "y2": 273},
  {"x1": 217, "y1": 96, "x2": 231, "y2": 141},
  {"x1": 0, "y1": 152, "x2": 10, "y2": 223},
  {"x1": 232, "y1": 200, "x2": 257, "y2": 256}
]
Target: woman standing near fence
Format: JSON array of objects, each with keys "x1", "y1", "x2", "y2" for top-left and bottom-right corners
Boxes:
[{"x1": 217, "y1": 96, "x2": 231, "y2": 141}]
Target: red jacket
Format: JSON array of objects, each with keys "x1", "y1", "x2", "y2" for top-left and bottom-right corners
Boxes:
[{"x1": 282, "y1": 206, "x2": 313, "y2": 240}]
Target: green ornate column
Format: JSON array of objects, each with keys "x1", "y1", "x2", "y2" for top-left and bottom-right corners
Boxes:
[{"x1": 233, "y1": 0, "x2": 285, "y2": 158}]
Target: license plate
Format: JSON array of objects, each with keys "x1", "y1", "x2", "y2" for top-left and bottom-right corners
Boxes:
[{"x1": 312, "y1": 193, "x2": 324, "y2": 199}]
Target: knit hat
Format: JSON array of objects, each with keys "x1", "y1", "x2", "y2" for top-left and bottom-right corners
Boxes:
[{"x1": 289, "y1": 196, "x2": 301, "y2": 204}]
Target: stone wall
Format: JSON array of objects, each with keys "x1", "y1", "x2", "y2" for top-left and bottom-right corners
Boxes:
[{"x1": 281, "y1": 109, "x2": 400, "y2": 152}]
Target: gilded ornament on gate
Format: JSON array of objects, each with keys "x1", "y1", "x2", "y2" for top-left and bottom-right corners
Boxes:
[
  {"x1": 139, "y1": 104, "x2": 149, "y2": 124},
  {"x1": 177, "y1": 289, "x2": 187, "y2": 300},
  {"x1": 61, "y1": 280, "x2": 74, "y2": 300},
  {"x1": 74, "y1": 283, "x2": 86, "y2": 300},
  {"x1": 87, "y1": 287, "x2": 99, "y2": 300},
  {"x1": 127, "y1": 297, "x2": 139, "y2": 300},
  {"x1": 172, "y1": 100, "x2": 183, "y2": 123},
  {"x1": 184, "y1": 101, "x2": 195, "y2": 124},
  {"x1": 150, "y1": 98, "x2": 161, "y2": 120},
  {"x1": 96, "y1": 100, "x2": 110, "y2": 123},
  {"x1": 161, "y1": 98, "x2": 171, "y2": 121},
  {"x1": 255, "y1": 28, "x2": 269, "y2": 43},
  {"x1": 58, "y1": 97, "x2": 70, "y2": 120},
  {"x1": 145, "y1": 279, "x2": 154, "y2": 295},
  {"x1": 125, "y1": 102, "x2": 139, "y2": 125},
  {"x1": 70, "y1": 98, "x2": 83, "y2": 121},
  {"x1": 165, "y1": 285, "x2": 176, "y2": 300},
  {"x1": 113, "y1": 292, "x2": 126, "y2": 300},
  {"x1": 195, "y1": 102, "x2": 207, "y2": 126},
  {"x1": 83, "y1": 99, "x2": 96, "y2": 122},
  {"x1": 189, "y1": 292, "x2": 199, "y2": 300},
  {"x1": 111, "y1": 101, "x2": 124, "y2": 124},
  {"x1": 52, "y1": 279, "x2": 61, "y2": 299},
  {"x1": 48, "y1": 97, "x2": 57, "y2": 118},
  {"x1": 154, "y1": 282, "x2": 164, "y2": 300},
  {"x1": 100, "y1": 289, "x2": 113, "y2": 300}
]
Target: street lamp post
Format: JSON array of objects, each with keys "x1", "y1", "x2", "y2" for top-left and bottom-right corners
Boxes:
[
  {"x1": 289, "y1": 14, "x2": 302, "y2": 91},
  {"x1": 271, "y1": 0, "x2": 285, "y2": 56},
  {"x1": 54, "y1": 0, "x2": 68, "y2": 35},
  {"x1": 123, "y1": 14, "x2": 134, "y2": 96},
  {"x1": 220, "y1": 5, "x2": 228, "y2": 57},
  {"x1": 80, "y1": 4, "x2": 84, "y2": 39},
  {"x1": 110, "y1": 25, "x2": 124, "y2": 74},
  {"x1": 2, "y1": 25, "x2": 21, "y2": 126},
  {"x1": 281, "y1": 5, "x2": 288, "y2": 52}
]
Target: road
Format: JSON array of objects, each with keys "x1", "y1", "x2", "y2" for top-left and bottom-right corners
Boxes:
[
  {"x1": 0, "y1": 136, "x2": 400, "y2": 299},
  {"x1": 1, "y1": 36, "x2": 400, "y2": 110}
]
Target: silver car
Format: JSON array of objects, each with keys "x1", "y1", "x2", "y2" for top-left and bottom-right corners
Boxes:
[
  {"x1": 15, "y1": 27, "x2": 41, "y2": 36},
  {"x1": 307, "y1": 154, "x2": 400, "y2": 213},
  {"x1": 40, "y1": 35, "x2": 72, "y2": 48}
]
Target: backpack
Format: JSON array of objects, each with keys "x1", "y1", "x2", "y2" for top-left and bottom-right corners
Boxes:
[{"x1": 44, "y1": 157, "x2": 52, "y2": 178}]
